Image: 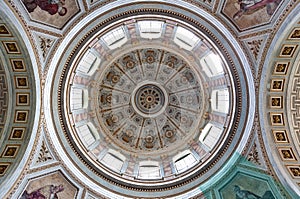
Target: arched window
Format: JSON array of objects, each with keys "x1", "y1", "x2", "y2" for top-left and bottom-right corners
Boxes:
[
  {"x1": 101, "y1": 149, "x2": 126, "y2": 173},
  {"x1": 200, "y1": 51, "x2": 224, "y2": 77},
  {"x1": 76, "y1": 122, "x2": 99, "y2": 149},
  {"x1": 70, "y1": 88, "x2": 88, "y2": 110},
  {"x1": 174, "y1": 26, "x2": 200, "y2": 51},
  {"x1": 138, "y1": 161, "x2": 161, "y2": 179},
  {"x1": 211, "y1": 88, "x2": 230, "y2": 114},
  {"x1": 77, "y1": 50, "x2": 100, "y2": 76},
  {"x1": 199, "y1": 123, "x2": 223, "y2": 151},
  {"x1": 138, "y1": 20, "x2": 164, "y2": 39},
  {"x1": 102, "y1": 26, "x2": 128, "y2": 49},
  {"x1": 173, "y1": 150, "x2": 197, "y2": 173}
]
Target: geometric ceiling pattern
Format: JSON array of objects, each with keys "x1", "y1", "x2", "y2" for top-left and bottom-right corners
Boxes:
[
  {"x1": 0, "y1": 0, "x2": 300, "y2": 198},
  {"x1": 261, "y1": 14, "x2": 300, "y2": 195},
  {"x1": 0, "y1": 8, "x2": 38, "y2": 194}
]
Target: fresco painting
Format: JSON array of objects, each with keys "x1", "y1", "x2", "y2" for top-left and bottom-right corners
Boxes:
[
  {"x1": 223, "y1": 0, "x2": 282, "y2": 30},
  {"x1": 21, "y1": 184, "x2": 64, "y2": 199},
  {"x1": 20, "y1": 171, "x2": 77, "y2": 199},
  {"x1": 22, "y1": 0, "x2": 80, "y2": 29},
  {"x1": 220, "y1": 172, "x2": 275, "y2": 199}
]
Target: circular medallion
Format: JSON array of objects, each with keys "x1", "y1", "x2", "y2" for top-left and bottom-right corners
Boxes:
[
  {"x1": 132, "y1": 82, "x2": 168, "y2": 117},
  {"x1": 96, "y1": 48, "x2": 205, "y2": 155}
]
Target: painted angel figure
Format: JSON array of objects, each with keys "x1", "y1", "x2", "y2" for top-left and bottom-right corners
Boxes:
[
  {"x1": 234, "y1": 185, "x2": 275, "y2": 199},
  {"x1": 23, "y1": 0, "x2": 67, "y2": 16},
  {"x1": 233, "y1": 0, "x2": 282, "y2": 20},
  {"x1": 20, "y1": 184, "x2": 64, "y2": 199},
  {"x1": 234, "y1": 185, "x2": 260, "y2": 199}
]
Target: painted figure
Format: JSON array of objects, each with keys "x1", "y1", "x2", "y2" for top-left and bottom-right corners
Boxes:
[
  {"x1": 233, "y1": 0, "x2": 282, "y2": 20},
  {"x1": 21, "y1": 184, "x2": 64, "y2": 199},
  {"x1": 23, "y1": 0, "x2": 67, "y2": 16},
  {"x1": 234, "y1": 185, "x2": 275, "y2": 199}
]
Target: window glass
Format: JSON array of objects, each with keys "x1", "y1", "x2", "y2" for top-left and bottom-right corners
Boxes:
[
  {"x1": 70, "y1": 88, "x2": 83, "y2": 110},
  {"x1": 200, "y1": 52, "x2": 224, "y2": 77},
  {"x1": 173, "y1": 151, "x2": 197, "y2": 173},
  {"x1": 174, "y1": 26, "x2": 199, "y2": 51},
  {"x1": 102, "y1": 27, "x2": 127, "y2": 49},
  {"x1": 138, "y1": 20, "x2": 164, "y2": 39},
  {"x1": 211, "y1": 88, "x2": 229, "y2": 113},
  {"x1": 77, "y1": 50, "x2": 100, "y2": 76},
  {"x1": 138, "y1": 162, "x2": 161, "y2": 179},
  {"x1": 199, "y1": 123, "x2": 223, "y2": 150},
  {"x1": 70, "y1": 88, "x2": 88, "y2": 110},
  {"x1": 102, "y1": 150, "x2": 125, "y2": 172},
  {"x1": 76, "y1": 124, "x2": 96, "y2": 147}
]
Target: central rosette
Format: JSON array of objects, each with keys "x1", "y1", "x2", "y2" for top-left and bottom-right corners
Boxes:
[
  {"x1": 132, "y1": 82, "x2": 168, "y2": 118},
  {"x1": 96, "y1": 48, "x2": 205, "y2": 154}
]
